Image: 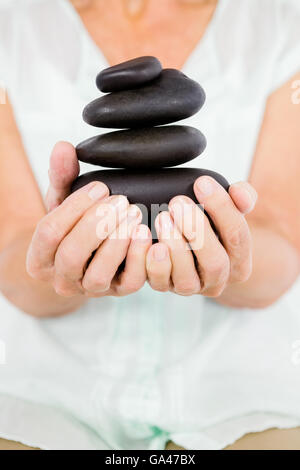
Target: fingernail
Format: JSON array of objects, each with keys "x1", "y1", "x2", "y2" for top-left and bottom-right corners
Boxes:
[
  {"x1": 244, "y1": 189, "x2": 255, "y2": 211},
  {"x1": 133, "y1": 225, "x2": 150, "y2": 242},
  {"x1": 88, "y1": 183, "x2": 108, "y2": 201},
  {"x1": 127, "y1": 205, "x2": 141, "y2": 222},
  {"x1": 249, "y1": 187, "x2": 258, "y2": 207},
  {"x1": 153, "y1": 244, "x2": 168, "y2": 262},
  {"x1": 170, "y1": 197, "x2": 193, "y2": 218},
  {"x1": 170, "y1": 196, "x2": 193, "y2": 207},
  {"x1": 196, "y1": 177, "x2": 213, "y2": 198},
  {"x1": 234, "y1": 182, "x2": 258, "y2": 213},
  {"x1": 243, "y1": 189, "x2": 257, "y2": 214},
  {"x1": 159, "y1": 212, "x2": 173, "y2": 232},
  {"x1": 48, "y1": 168, "x2": 57, "y2": 183},
  {"x1": 109, "y1": 195, "x2": 128, "y2": 211}
]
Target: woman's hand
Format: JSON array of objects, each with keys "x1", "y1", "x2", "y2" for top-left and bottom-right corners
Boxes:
[
  {"x1": 146, "y1": 176, "x2": 257, "y2": 297},
  {"x1": 27, "y1": 142, "x2": 152, "y2": 299}
]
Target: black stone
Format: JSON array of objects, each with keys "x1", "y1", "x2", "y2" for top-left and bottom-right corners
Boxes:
[
  {"x1": 76, "y1": 126, "x2": 207, "y2": 169},
  {"x1": 83, "y1": 69, "x2": 206, "y2": 129},
  {"x1": 71, "y1": 168, "x2": 229, "y2": 234},
  {"x1": 96, "y1": 56, "x2": 162, "y2": 93}
]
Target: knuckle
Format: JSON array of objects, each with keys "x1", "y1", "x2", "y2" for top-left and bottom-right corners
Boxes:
[
  {"x1": 53, "y1": 283, "x2": 76, "y2": 298},
  {"x1": 147, "y1": 264, "x2": 160, "y2": 277},
  {"x1": 26, "y1": 255, "x2": 39, "y2": 279},
  {"x1": 83, "y1": 273, "x2": 111, "y2": 294},
  {"x1": 202, "y1": 283, "x2": 226, "y2": 298},
  {"x1": 26, "y1": 253, "x2": 52, "y2": 281},
  {"x1": 205, "y1": 253, "x2": 230, "y2": 283},
  {"x1": 55, "y1": 288, "x2": 74, "y2": 298},
  {"x1": 231, "y1": 259, "x2": 252, "y2": 283},
  {"x1": 150, "y1": 283, "x2": 169, "y2": 293},
  {"x1": 55, "y1": 244, "x2": 80, "y2": 276},
  {"x1": 26, "y1": 264, "x2": 37, "y2": 279},
  {"x1": 122, "y1": 278, "x2": 143, "y2": 294},
  {"x1": 36, "y1": 219, "x2": 61, "y2": 246},
  {"x1": 174, "y1": 280, "x2": 199, "y2": 296},
  {"x1": 226, "y1": 221, "x2": 250, "y2": 249},
  {"x1": 26, "y1": 263, "x2": 48, "y2": 281},
  {"x1": 26, "y1": 263, "x2": 41, "y2": 280}
]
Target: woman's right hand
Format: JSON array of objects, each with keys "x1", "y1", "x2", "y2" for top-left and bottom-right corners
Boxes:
[{"x1": 26, "y1": 142, "x2": 152, "y2": 298}]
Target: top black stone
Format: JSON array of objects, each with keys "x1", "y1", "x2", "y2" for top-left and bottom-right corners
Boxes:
[
  {"x1": 84, "y1": 69, "x2": 206, "y2": 129},
  {"x1": 96, "y1": 56, "x2": 163, "y2": 93}
]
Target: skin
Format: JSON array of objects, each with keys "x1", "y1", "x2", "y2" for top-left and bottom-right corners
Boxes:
[
  {"x1": 0, "y1": 0, "x2": 299, "y2": 448},
  {"x1": 74, "y1": 0, "x2": 219, "y2": 69}
]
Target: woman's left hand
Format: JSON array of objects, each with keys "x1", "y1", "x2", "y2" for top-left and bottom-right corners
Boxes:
[{"x1": 146, "y1": 176, "x2": 257, "y2": 297}]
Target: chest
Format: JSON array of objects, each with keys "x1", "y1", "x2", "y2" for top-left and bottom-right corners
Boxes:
[{"x1": 75, "y1": 2, "x2": 218, "y2": 69}]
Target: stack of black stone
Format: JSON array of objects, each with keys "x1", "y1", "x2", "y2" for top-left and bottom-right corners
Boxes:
[{"x1": 72, "y1": 57, "x2": 229, "y2": 232}]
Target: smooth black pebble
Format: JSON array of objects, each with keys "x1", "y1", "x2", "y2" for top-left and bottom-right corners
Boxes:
[
  {"x1": 83, "y1": 69, "x2": 206, "y2": 129},
  {"x1": 76, "y1": 126, "x2": 207, "y2": 169},
  {"x1": 96, "y1": 56, "x2": 163, "y2": 93},
  {"x1": 71, "y1": 168, "x2": 229, "y2": 233}
]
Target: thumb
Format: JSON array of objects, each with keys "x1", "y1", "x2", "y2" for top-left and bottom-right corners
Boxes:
[{"x1": 46, "y1": 141, "x2": 79, "y2": 212}]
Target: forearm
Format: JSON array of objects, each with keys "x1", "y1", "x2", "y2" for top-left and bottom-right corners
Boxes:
[
  {"x1": 217, "y1": 219, "x2": 300, "y2": 309},
  {"x1": 0, "y1": 228, "x2": 86, "y2": 317}
]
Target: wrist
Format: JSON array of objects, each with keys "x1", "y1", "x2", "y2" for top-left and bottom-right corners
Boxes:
[
  {"x1": 0, "y1": 226, "x2": 86, "y2": 317},
  {"x1": 216, "y1": 218, "x2": 300, "y2": 309}
]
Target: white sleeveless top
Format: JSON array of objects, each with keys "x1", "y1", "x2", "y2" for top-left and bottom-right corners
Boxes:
[{"x1": 0, "y1": 0, "x2": 300, "y2": 450}]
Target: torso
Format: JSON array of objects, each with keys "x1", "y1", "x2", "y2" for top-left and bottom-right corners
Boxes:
[{"x1": 71, "y1": 0, "x2": 219, "y2": 68}]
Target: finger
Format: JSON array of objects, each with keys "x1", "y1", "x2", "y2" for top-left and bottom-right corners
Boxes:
[
  {"x1": 52, "y1": 272, "x2": 83, "y2": 298},
  {"x1": 115, "y1": 224, "x2": 152, "y2": 296},
  {"x1": 194, "y1": 176, "x2": 252, "y2": 283},
  {"x1": 229, "y1": 182, "x2": 258, "y2": 215},
  {"x1": 155, "y1": 212, "x2": 201, "y2": 296},
  {"x1": 46, "y1": 141, "x2": 80, "y2": 212},
  {"x1": 82, "y1": 205, "x2": 142, "y2": 295},
  {"x1": 169, "y1": 196, "x2": 230, "y2": 297},
  {"x1": 146, "y1": 242, "x2": 172, "y2": 292},
  {"x1": 54, "y1": 195, "x2": 129, "y2": 286},
  {"x1": 27, "y1": 181, "x2": 109, "y2": 281}
]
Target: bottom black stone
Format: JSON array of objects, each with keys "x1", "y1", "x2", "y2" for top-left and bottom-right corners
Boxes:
[{"x1": 72, "y1": 168, "x2": 229, "y2": 238}]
